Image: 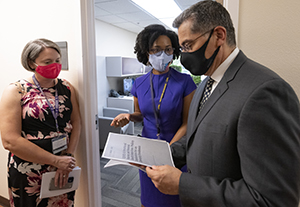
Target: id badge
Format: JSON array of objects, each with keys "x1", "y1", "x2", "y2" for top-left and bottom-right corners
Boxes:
[{"x1": 52, "y1": 135, "x2": 67, "y2": 154}]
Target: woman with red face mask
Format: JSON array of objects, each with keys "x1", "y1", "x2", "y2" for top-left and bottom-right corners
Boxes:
[{"x1": 0, "y1": 38, "x2": 81, "y2": 207}]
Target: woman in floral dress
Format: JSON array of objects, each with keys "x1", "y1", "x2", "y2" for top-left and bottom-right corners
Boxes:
[{"x1": 0, "y1": 38, "x2": 81, "y2": 207}]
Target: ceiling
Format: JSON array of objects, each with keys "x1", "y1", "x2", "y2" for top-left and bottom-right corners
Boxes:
[{"x1": 94, "y1": 0, "x2": 202, "y2": 33}]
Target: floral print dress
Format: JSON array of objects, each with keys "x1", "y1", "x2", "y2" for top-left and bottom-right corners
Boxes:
[{"x1": 7, "y1": 78, "x2": 74, "y2": 207}]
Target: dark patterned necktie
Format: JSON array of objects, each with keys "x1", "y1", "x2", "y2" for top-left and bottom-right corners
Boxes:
[{"x1": 199, "y1": 78, "x2": 214, "y2": 112}]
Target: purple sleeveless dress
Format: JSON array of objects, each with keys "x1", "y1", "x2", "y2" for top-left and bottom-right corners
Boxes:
[{"x1": 131, "y1": 68, "x2": 197, "y2": 207}]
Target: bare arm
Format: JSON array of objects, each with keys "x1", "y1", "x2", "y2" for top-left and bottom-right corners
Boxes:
[
  {"x1": 111, "y1": 96, "x2": 143, "y2": 127},
  {"x1": 0, "y1": 84, "x2": 75, "y2": 171},
  {"x1": 65, "y1": 83, "x2": 81, "y2": 155},
  {"x1": 169, "y1": 90, "x2": 195, "y2": 145}
]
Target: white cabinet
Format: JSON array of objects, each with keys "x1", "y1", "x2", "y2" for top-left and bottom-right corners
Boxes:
[
  {"x1": 106, "y1": 56, "x2": 145, "y2": 77},
  {"x1": 105, "y1": 56, "x2": 149, "y2": 135},
  {"x1": 107, "y1": 96, "x2": 135, "y2": 135}
]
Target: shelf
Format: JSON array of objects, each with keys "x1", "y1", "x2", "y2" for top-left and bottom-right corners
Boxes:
[{"x1": 106, "y1": 56, "x2": 146, "y2": 77}]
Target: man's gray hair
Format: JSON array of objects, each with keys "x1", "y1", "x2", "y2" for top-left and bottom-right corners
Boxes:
[{"x1": 173, "y1": 0, "x2": 236, "y2": 47}]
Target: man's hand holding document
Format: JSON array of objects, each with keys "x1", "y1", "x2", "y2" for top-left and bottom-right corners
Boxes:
[{"x1": 101, "y1": 133, "x2": 174, "y2": 171}]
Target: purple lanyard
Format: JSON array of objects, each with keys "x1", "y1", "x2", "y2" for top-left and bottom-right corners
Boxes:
[{"x1": 32, "y1": 75, "x2": 59, "y2": 132}]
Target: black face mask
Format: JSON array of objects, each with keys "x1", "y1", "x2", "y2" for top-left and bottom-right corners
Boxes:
[{"x1": 180, "y1": 29, "x2": 220, "y2": 76}]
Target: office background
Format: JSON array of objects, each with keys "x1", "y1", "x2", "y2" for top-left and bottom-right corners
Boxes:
[{"x1": 0, "y1": 0, "x2": 299, "y2": 206}]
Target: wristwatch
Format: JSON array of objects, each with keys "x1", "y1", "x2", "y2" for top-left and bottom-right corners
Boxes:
[{"x1": 63, "y1": 152, "x2": 74, "y2": 157}]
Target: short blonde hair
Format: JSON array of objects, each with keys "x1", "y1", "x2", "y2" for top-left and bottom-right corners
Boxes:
[{"x1": 21, "y1": 38, "x2": 61, "y2": 72}]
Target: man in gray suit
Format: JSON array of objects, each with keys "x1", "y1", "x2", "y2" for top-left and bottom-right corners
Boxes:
[{"x1": 146, "y1": 1, "x2": 300, "y2": 206}]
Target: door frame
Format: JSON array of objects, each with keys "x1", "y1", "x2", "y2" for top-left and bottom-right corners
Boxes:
[
  {"x1": 80, "y1": 0, "x2": 102, "y2": 206},
  {"x1": 78, "y1": 0, "x2": 240, "y2": 206}
]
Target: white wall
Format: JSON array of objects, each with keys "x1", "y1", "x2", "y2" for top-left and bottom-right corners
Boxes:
[
  {"x1": 95, "y1": 20, "x2": 137, "y2": 115},
  {"x1": 0, "y1": 0, "x2": 89, "y2": 206},
  {"x1": 95, "y1": 20, "x2": 137, "y2": 57},
  {"x1": 238, "y1": 0, "x2": 300, "y2": 98}
]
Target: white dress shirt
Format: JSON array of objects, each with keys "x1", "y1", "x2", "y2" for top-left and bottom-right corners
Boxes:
[{"x1": 210, "y1": 47, "x2": 240, "y2": 94}]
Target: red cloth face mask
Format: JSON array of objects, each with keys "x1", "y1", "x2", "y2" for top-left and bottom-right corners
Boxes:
[{"x1": 35, "y1": 63, "x2": 62, "y2": 79}]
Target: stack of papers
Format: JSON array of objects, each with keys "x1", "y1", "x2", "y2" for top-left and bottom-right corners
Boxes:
[{"x1": 102, "y1": 133, "x2": 174, "y2": 170}]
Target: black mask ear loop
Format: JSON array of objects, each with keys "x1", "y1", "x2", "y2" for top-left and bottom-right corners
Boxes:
[{"x1": 205, "y1": 28, "x2": 220, "y2": 69}]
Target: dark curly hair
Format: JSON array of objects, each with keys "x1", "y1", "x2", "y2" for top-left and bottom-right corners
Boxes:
[{"x1": 134, "y1": 24, "x2": 180, "y2": 65}]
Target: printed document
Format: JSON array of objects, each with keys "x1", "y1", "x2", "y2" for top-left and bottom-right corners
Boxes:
[
  {"x1": 40, "y1": 166, "x2": 81, "y2": 199},
  {"x1": 102, "y1": 133, "x2": 174, "y2": 169}
]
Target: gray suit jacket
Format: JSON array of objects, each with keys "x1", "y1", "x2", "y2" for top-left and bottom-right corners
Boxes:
[{"x1": 172, "y1": 51, "x2": 300, "y2": 207}]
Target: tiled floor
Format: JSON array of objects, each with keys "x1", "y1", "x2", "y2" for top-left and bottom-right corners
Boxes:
[
  {"x1": 100, "y1": 122, "x2": 143, "y2": 207},
  {"x1": 100, "y1": 156, "x2": 141, "y2": 207}
]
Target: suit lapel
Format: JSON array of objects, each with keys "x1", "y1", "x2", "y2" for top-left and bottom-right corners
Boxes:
[
  {"x1": 192, "y1": 79, "x2": 228, "y2": 129},
  {"x1": 186, "y1": 51, "x2": 248, "y2": 146},
  {"x1": 186, "y1": 78, "x2": 208, "y2": 137}
]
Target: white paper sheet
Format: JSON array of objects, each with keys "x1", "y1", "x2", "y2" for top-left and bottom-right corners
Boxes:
[
  {"x1": 102, "y1": 133, "x2": 174, "y2": 169},
  {"x1": 39, "y1": 166, "x2": 81, "y2": 199},
  {"x1": 104, "y1": 159, "x2": 147, "y2": 172}
]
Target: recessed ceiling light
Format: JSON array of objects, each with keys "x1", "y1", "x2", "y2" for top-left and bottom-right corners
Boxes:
[{"x1": 130, "y1": 0, "x2": 182, "y2": 30}]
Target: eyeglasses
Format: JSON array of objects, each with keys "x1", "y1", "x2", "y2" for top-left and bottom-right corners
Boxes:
[
  {"x1": 180, "y1": 29, "x2": 212, "y2": 52},
  {"x1": 149, "y1": 47, "x2": 175, "y2": 56}
]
